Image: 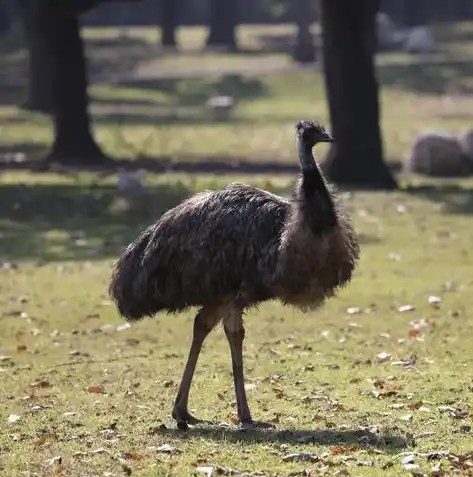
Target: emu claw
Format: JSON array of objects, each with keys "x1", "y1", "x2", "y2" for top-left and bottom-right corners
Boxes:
[{"x1": 172, "y1": 408, "x2": 208, "y2": 430}]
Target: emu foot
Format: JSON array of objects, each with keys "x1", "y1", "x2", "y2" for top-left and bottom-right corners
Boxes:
[
  {"x1": 237, "y1": 419, "x2": 275, "y2": 431},
  {"x1": 172, "y1": 408, "x2": 208, "y2": 430}
]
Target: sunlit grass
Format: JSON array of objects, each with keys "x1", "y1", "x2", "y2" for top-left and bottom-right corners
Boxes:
[
  {"x1": 1, "y1": 22, "x2": 473, "y2": 166},
  {"x1": 0, "y1": 171, "x2": 473, "y2": 475}
]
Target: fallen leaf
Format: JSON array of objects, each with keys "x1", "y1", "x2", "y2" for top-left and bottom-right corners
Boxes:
[
  {"x1": 30, "y1": 379, "x2": 52, "y2": 388},
  {"x1": 403, "y1": 463, "x2": 419, "y2": 470},
  {"x1": 156, "y1": 444, "x2": 180, "y2": 454},
  {"x1": 121, "y1": 451, "x2": 145, "y2": 460},
  {"x1": 391, "y1": 355, "x2": 417, "y2": 367},
  {"x1": 35, "y1": 434, "x2": 57, "y2": 447},
  {"x1": 196, "y1": 466, "x2": 213, "y2": 477},
  {"x1": 430, "y1": 463, "x2": 445, "y2": 476},
  {"x1": 282, "y1": 453, "x2": 319, "y2": 462},
  {"x1": 407, "y1": 401, "x2": 423, "y2": 410},
  {"x1": 413, "y1": 431, "x2": 434, "y2": 439},
  {"x1": 346, "y1": 307, "x2": 361, "y2": 315},
  {"x1": 428, "y1": 296, "x2": 442, "y2": 305},
  {"x1": 7, "y1": 414, "x2": 21, "y2": 423},
  {"x1": 398, "y1": 305, "x2": 415, "y2": 313},
  {"x1": 438, "y1": 405, "x2": 468, "y2": 419},
  {"x1": 0, "y1": 355, "x2": 12, "y2": 362},
  {"x1": 330, "y1": 444, "x2": 361, "y2": 455},
  {"x1": 401, "y1": 454, "x2": 415, "y2": 465},
  {"x1": 45, "y1": 455, "x2": 62, "y2": 475},
  {"x1": 87, "y1": 384, "x2": 105, "y2": 394},
  {"x1": 408, "y1": 328, "x2": 421, "y2": 339},
  {"x1": 377, "y1": 352, "x2": 391, "y2": 362}
]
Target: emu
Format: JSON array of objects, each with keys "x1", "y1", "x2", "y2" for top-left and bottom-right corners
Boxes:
[{"x1": 109, "y1": 120, "x2": 360, "y2": 430}]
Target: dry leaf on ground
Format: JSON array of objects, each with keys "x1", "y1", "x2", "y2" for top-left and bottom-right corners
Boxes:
[{"x1": 87, "y1": 384, "x2": 105, "y2": 394}]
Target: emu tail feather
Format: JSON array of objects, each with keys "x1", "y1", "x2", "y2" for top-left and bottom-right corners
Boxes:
[{"x1": 109, "y1": 228, "x2": 162, "y2": 321}]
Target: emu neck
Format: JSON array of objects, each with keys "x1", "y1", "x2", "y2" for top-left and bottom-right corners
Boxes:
[{"x1": 297, "y1": 142, "x2": 337, "y2": 234}]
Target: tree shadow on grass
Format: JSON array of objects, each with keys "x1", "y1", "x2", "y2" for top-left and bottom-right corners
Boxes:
[
  {"x1": 377, "y1": 56, "x2": 473, "y2": 95},
  {"x1": 152, "y1": 425, "x2": 409, "y2": 453},
  {"x1": 405, "y1": 183, "x2": 473, "y2": 215},
  {"x1": 0, "y1": 142, "x2": 48, "y2": 160},
  {"x1": 116, "y1": 74, "x2": 268, "y2": 105},
  {"x1": 0, "y1": 181, "x2": 192, "y2": 263},
  {"x1": 0, "y1": 177, "x2": 383, "y2": 264},
  {"x1": 254, "y1": 31, "x2": 321, "y2": 55}
]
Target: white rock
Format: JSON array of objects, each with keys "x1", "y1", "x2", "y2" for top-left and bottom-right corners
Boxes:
[{"x1": 404, "y1": 26, "x2": 436, "y2": 53}]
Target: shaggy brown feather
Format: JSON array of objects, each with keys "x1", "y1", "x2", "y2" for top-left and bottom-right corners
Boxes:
[{"x1": 109, "y1": 176, "x2": 359, "y2": 319}]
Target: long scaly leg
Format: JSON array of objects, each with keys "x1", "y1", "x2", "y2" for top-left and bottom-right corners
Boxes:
[
  {"x1": 223, "y1": 307, "x2": 254, "y2": 427},
  {"x1": 172, "y1": 306, "x2": 222, "y2": 429}
]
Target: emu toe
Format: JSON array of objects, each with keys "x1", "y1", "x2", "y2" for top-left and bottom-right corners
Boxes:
[{"x1": 172, "y1": 408, "x2": 209, "y2": 430}]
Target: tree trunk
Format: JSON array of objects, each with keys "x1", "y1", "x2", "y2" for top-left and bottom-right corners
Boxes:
[
  {"x1": 161, "y1": 0, "x2": 177, "y2": 47},
  {"x1": 292, "y1": 0, "x2": 316, "y2": 63},
  {"x1": 320, "y1": 0, "x2": 397, "y2": 189},
  {"x1": 205, "y1": 0, "x2": 237, "y2": 51},
  {"x1": 36, "y1": 3, "x2": 107, "y2": 165},
  {"x1": 23, "y1": 16, "x2": 54, "y2": 113}
]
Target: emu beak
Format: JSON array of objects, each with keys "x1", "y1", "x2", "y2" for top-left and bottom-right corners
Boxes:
[{"x1": 318, "y1": 132, "x2": 334, "y2": 143}]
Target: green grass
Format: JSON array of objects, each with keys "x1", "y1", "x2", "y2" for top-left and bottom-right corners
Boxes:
[
  {"x1": 1, "y1": 171, "x2": 473, "y2": 476},
  {"x1": 1, "y1": 22, "x2": 473, "y2": 166},
  {"x1": 1, "y1": 22, "x2": 473, "y2": 474}
]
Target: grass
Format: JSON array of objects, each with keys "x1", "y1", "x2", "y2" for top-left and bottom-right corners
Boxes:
[
  {"x1": 1, "y1": 22, "x2": 473, "y2": 166},
  {"x1": 1, "y1": 21, "x2": 473, "y2": 475},
  {"x1": 1, "y1": 170, "x2": 473, "y2": 476}
]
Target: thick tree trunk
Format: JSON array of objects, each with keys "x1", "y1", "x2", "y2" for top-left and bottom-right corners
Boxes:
[
  {"x1": 292, "y1": 0, "x2": 316, "y2": 63},
  {"x1": 36, "y1": 3, "x2": 107, "y2": 165},
  {"x1": 320, "y1": 0, "x2": 397, "y2": 189},
  {"x1": 161, "y1": 0, "x2": 177, "y2": 47},
  {"x1": 205, "y1": 0, "x2": 237, "y2": 51}
]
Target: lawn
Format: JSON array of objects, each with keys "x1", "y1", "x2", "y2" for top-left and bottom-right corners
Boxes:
[
  {"x1": 1, "y1": 170, "x2": 473, "y2": 476},
  {"x1": 0, "y1": 22, "x2": 473, "y2": 167},
  {"x1": 1, "y1": 20, "x2": 473, "y2": 477}
]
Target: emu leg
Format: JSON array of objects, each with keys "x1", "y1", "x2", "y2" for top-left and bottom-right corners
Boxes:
[
  {"x1": 223, "y1": 309, "x2": 253, "y2": 427},
  {"x1": 172, "y1": 307, "x2": 222, "y2": 429}
]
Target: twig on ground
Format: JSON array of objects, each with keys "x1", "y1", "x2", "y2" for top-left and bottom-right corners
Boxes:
[{"x1": 45, "y1": 353, "x2": 150, "y2": 372}]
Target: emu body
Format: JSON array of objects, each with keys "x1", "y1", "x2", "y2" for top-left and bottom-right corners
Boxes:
[{"x1": 109, "y1": 120, "x2": 360, "y2": 429}]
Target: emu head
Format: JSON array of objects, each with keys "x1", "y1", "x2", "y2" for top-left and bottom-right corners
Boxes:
[{"x1": 296, "y1": 120, "x2": 334, "y2": 147}]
